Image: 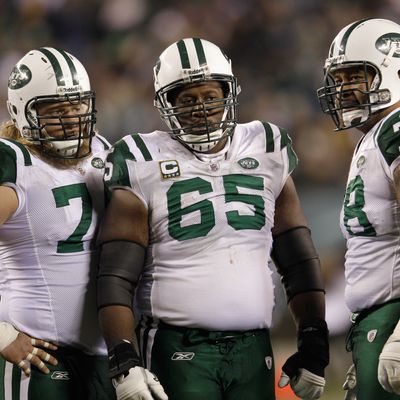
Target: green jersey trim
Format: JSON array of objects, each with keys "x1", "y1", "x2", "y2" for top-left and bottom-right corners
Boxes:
[
  {"x1": 108, "y1": 139, "x2": 136, "y2": 188},
  {"x1": 3, "y1": 139, "x2": 32, "y2": 166},
  {"x1": 262, "y1": 122, "x2": 275, "y2": 153},
  {"x1": 132, "y1": 134, "x2": 153, "y2": 161},
  {"x1": 279, "y1": 127, "x2": 298, "y2": 174},
  {"x1": 376, "y1": 111, "x2": 400, "y2": 167},
  {"x1": 96, "y1": 134, "x2": 111, "y2": 150},
  {"x1": 0, "y1": 141, "x2": 17, "y2": 184}
]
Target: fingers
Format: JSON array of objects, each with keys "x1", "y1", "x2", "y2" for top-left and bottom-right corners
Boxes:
[
  {"x1": 16, "y1": 346, "x2": 58, "y2": 375},
  {"x1": 31, "y1": 338, "x2": 57, "y2": 350},
  {"x1": 278, "y1": 372, "x2": 291, "y2": 388},
  {"x1": 17, "y1": 360, "x2": 31, "y2": 377}
]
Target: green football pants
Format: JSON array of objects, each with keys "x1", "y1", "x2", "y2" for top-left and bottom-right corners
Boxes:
[
  {"x1": 138, "y1": 318, "x2": 275, "y2": 400},
  {"x1": 0, "y1": 346, "x2": 116, "y2": 400},
  {"x1": 347, "y1": 300, "x2": 400, "y2": 400}
]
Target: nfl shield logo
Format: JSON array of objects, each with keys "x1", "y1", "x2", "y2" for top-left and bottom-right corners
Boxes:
[
  {"x1": 367, "y1": 329, "x2": 378, "y2": 342},
  {"x1": 265, "y1": 356, "x2": 273, "y2": 370}
]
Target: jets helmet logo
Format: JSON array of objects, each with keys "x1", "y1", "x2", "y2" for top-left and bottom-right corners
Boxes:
[
  {"x1": 375, "y1": 33, "x2": 400, "y2": 57},
  {"x1": 8, "y1": 64, "x2": 32, "y2": 90}
]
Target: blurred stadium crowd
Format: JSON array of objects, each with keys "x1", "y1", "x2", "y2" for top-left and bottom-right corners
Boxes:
[{"x1": 2, "y1": 0, "x2": 400, "y2": 398}]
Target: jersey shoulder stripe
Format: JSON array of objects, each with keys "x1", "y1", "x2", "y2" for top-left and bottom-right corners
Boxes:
[
  {"x1": 106, "y1": 137, "x2": 136, "y2": 189},
  {"x1": 260, "y1": 121, "x2": 298, "y2": 173},
  {"x1": 0, "y1": 139, "x2": 32, "y2": 184},
  {"x1": 375, "y1": 109, "x2": 400, "y2": 166},
  {"x1": 131, "y1": 133, "x2": 153, "y2": 161},
  {"x1": 94, "y1": 134, "x2": 111, "y2": 150}
]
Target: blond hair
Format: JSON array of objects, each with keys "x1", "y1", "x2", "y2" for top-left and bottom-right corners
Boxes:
[{"x1": 0, "y1": 120, "x2": 91, "y2": 168}]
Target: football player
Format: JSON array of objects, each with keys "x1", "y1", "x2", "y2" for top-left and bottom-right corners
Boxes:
[
  {"x1": 97, "y1": 38, "x2": 329, "y2": 400},
  {"x1": 317, "y1": 18, "x2": 400, "y2": 400},
  {"x1": 0, "y1": 48, "x2": 116, "y2": 399}
]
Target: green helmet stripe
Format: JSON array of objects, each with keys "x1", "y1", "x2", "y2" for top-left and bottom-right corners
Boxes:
[
  {"x1": 177, "y1": 40, "x2": 191, "y2": 69},
  {"x1": 262, "y1": 122, "x2": 275, "y2": 153},
  {"x1": 193, "y1": 38, "x2": 207, "y2": 66},
  {"x1": 132, "y1": 133, "x2": 152, "y2": 161},
  {"x1": 38, "y1": 48, "x2": 65, "y2": 86},
  {"x1": 339, "y1": 19, "x2": 371, "y2": 55},
  {"x1": 53, "y1": 48, "x2": 79, "y2": 86}
]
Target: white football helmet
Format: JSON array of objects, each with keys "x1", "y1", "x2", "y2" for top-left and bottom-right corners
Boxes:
[
  {"x1": 7, "y1": 47, "x2": 96, "y2": 158},
  {"x1": 317, "y1": 18, "x2": 400, "y2": 130},
  {"x1": 153, "y1": 38, "x2": 240, "y2": 152}
]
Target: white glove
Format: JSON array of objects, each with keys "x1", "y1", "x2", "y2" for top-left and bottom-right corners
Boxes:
[
  {"x1": 378, "y1": 339, "x2": 400, "y2": 394},
  {"x1": 342, "y1": 364, "x2": 357, "y2": 400},
  {"x1": 278, "y1": 368, "x2": 325, "y2": 399},
  {"x1": 113, "y1": 367, "x2": 168, "y2": 400}
]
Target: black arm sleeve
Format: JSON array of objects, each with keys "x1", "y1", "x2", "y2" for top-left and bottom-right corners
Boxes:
[
  {"x1": 271, "y1": 226, "x2": 325, "y2": 302},
  {"x1": 97, "y1": 240, "x2": 145, "y2": 310}
]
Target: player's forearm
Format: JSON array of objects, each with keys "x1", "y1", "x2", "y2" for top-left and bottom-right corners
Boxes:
[
  {"x1": 288, "y1": 291, "x2": 326, "y2": 328},
  {"x1": 98, "y1": 305, "x2": 137, "y2": 350}
]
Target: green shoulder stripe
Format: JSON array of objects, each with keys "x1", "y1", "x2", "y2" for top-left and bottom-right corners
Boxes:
[
  {"x1": 107, "y1": 139, "x2": 136, "y2": 188},
  {"x1": 96, "y1": 135, "x2": 110, "y2": 150},
  {"x1": 132, "y1": 134, "x2": 153, "y2": 161},
  {"x1": 279, "y1": 127, "x2": 298, "y2": 174},
  {"x1": 376, "y1": 111, "x2": 400, "y2": 166},
  {"x1": 262, "y1": 122, "x2": 275, "y2": 153},
  {"x1": 0, "y1": 139, "x2": 32, "y2": 184},
  {"x1": 0, "y1": 141, "x2": 17, "y2": 184},
  {"x1": 3, "y1": 139, "x2": 32, "y2": 166}
]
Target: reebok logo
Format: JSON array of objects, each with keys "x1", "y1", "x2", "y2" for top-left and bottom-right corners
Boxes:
[
  {"x1": 51, "y1": 371, "x2": 70, "y2": 380},
  {"x1": 171, "y1": 352, "x2": 195, "y2": 360}
]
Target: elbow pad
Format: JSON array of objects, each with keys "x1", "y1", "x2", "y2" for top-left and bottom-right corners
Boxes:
[
  {"x1": 97, "y1": 240, "x2": 145, "y2": 310},
  {"x1": 271, "y1": 226, "x2": 325, "y2": 302}
]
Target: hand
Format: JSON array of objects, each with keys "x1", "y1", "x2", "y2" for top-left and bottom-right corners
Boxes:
[
  {"x1": 1, "y1": 332, "x2": 58, "y2": 377},
  {"x1": 342, "y1": 364, "x2": 357, "y2": 400},
  {"x1": 113, "y1": 367, "x2": 168, "y2": 400},
  {"x1": 278, "y1": 369, "x2": 325, "y2": 399},
  {"x1": 279, "y1": 319, "x2": 329, "y2": 399},
  {"x1": 378, "y1": 339, "x2": 400, "y2": 394}
]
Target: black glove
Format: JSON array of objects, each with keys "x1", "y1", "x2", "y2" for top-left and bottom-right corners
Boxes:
[
  {"x1": 278, "y1": 319, "x2": 329, "y2": 399},
  {"x1": 285, "y1": 318, "x2": 329, "y2": 378}
]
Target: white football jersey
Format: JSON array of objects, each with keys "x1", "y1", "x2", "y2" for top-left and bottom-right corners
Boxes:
[
  {"x1": 340, "y1": 108, "x2": 400, "y2": 312},
  {"x1": 106, "y1": 121, "x2": 298, "y2": 330},
  {"x1": 0, "y1": 135, "x2": 110, "y2": 355}
]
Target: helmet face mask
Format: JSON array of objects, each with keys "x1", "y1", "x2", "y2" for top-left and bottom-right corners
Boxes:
[
  {"x1": 153, "y1": 38, "x2": 240, "y2": 152},
  {"x1": 317, "y1": 18, "x2": 400, "y2": 131},
  {"x1": 7, "y1": 47, "x2": 97, "y2": 158},
  {"x1": 318, "y1": 62, "x2": 384, "y2": 130}
]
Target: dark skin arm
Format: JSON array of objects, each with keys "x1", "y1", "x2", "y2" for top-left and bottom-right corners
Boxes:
[
  {"x1": 97, "y1": 189, "x2": 148, "y2": 350},
  {"x1": 272, "y1": 176, "x2": 325, "y2": 327}
]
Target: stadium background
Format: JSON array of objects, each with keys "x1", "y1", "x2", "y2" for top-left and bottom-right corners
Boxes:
[{"x1": 2, "y1": 0, "x2": 400, "y2": 398}]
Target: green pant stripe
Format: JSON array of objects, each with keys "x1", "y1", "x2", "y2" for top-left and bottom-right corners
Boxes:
[
  {"x1": 11, "y1": 365, "x2": 21, "y2": 400},
  {"x1": 0, "y1": 358, "x2": 5, "y2": 400}
]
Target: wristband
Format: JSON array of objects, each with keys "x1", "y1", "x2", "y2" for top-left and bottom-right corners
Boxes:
[
  {"x1": 109, "y1": 339, "x2": 142, "y2": 379},
  {"x1": 0, "y1": 322, "x2": 18, "y2": 352}
]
